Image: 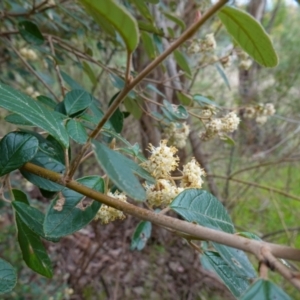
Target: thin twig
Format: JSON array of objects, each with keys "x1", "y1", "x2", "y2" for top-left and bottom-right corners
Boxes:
[
  {"x1": 48, "y1": 36, "x2": 66, "y2": 98},
  {"x1": 209, "y1": 174, "x2": 300, "y2": 202},
  {"x1": 4, "y1": 38, "x2": 59, "y2": 101}
]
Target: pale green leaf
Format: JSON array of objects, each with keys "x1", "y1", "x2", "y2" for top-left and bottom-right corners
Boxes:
[
  {"x1": 79, "y1": 0, "x2": 139, "y2": 52},
  {"x1": 218, "y1": 6, "x2": 278, "y2": 67},
  {"x1": 92, "y1": 141, "x2": 148, "y2": 201}
]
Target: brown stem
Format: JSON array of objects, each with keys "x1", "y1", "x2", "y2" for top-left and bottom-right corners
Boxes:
[{"x1": 21, "y1": 162, "x2": 300, "y2": 263}]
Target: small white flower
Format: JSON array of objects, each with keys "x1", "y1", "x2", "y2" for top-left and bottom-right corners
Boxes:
[
  {"x1": 239, "y1": 59, "x2": 252, "y2": 70},
  {"x1": 145, "y1": 179, "x2": 184, "y2": 208},
  {"x1": 25, "y1": 86, "x2": 34, "y2": 96},
  {"x1": 20, "y1": 47, "x2": 38, "y2": 61},
  {"x1": 221, "y1": 112, "x2": 240, "y2": 133},
  {"x1": 244, "y1": 107, "x2": 256, "y2": 119},
  {"x1": 263, "y1": 103, "x2": 276, "y2": 116},
  {"x1": 141, "y1": 140, "x2": 179, "y2": 179},
  {"x1": 163, "y1": 122, "x2": 190, "y2": 149},
  {"x1": 256, "y1": 115, "x2": 268, "y2": 125},
  {"x1": 94, "y1": 191, "x2": 127, "y2": 224},
  {"x1": 181, "y1": 158, "x2": 205, "y2": 189}
]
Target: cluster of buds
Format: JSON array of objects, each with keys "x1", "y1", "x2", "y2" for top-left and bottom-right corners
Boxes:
[
  {"x1": 163, "y1": 122, "x2": 190, "y2": 149},
  {"x1": 141, "y1": 140, "x2": 205, "y2": 208},
  {"x1": 220, "y1": 55, "x2": 232, "y2": 68},
  {"x1": 25, "y1": 86, "x2": 40, "y2": 98},
  {"x1": 236, "y1": 49, "x2": 252, "y2": 70},
  {"x1": 188, "y1": 33, "x2": 218, "y2": 64},
  {"x1": 95, "y1": 191, "x2": 127, "y2": 224},
  {"x1": 20, "y1": 47, "x2": 38, "y2": 61},
  {"x1": 199, "y1": 111, "x2": 240, "y2": 141},
  {"x1": 244, "y1": 103, "x2": 276, "y2": 125}
]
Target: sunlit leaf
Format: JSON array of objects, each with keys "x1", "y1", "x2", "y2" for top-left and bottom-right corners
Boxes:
[
  {"x1": 218, "y1": 6, "x2": 278, "y2": 67},
  {"x1": 79, "y1": 0, "x2": 139, "y2": 52}
]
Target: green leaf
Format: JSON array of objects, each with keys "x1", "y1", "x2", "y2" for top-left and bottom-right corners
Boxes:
[
  {"x1": 193, "y1": 94, "x2": 219, "y2": 108},
  {"x1": 109, "y1": 93, "x2": 124, "y2": 133},
  {"x1": 0, "y1": 132, "x2": 39, "y2": 176},
  {"x1": 131, "y1": 221, "x2": 152, "y2": 251},
  {"x1": 12, "y1": 189, "x2": 30, "y2": 205},
  {"x1": 36, "y1": 95, "x2": 57, "y2": 109},
  {"x1": 170, "y1": 189, "x2": 234, "y2": 233},
  {"x1": 63, "y1": 89, "x2": 93, "y2": 117},
  {"x1": 170, "y1": 189, "x2": 256, "y2": 278},
  {"x1": 44, "y1": 176, "x2": 104, "y2": 238},
  {"x1": 61, "y1": 71, "x2": 84, "y2": 90},
  {"x1": 173, "y1": 50, "x2": 192, "y2": 77},
  {"x1": 79, "y1": 0, "x2": 139, "y2": 52},
  {"x1": 237, "y1": 232, "x2": 262, "y2": 241},
  {"x1": 12, "y1": 200, "x2": 59, "y2": 243},
  {"x1": 66, "y1": 119, "x2": 88, "y2": 144},
  {"x1": 240, "y1": 279, "x2": 291, "y2": 300},
  {"x1": 18, "y1": 21, "x2": 44, "y2": 45},
  {"x1": 5, "y1": 113, "x2": 35, "y2": 126},
  {"x1": 215, "y1": 63, "x2": 231, "y2": 90},
  {"x1": 0, "y1": 258, "x2": 17, "y2": 294},
  {"x1": 15, "y1": 216, "x2": 53, "y2": 278},
  {"x1": 163, "y1": 12, "x2": 186, "y2": 31},
  {"x1": 82, "y1": 61, "x2": 97, "y2": 85},
  {"x1": 141, "y1": 32, "x2": 156, "y2": 59},
  {"x1": 176, "y1": 91, "x2": 193, "y2": 106},
  {"x1": 0, "y1": 83, "x2": 69, "y2": 147},
  {"x1": 20, "y1": 151, "x2": 65, "y2": 192},
  {"x1": 12, "y1": 201, "x2": 45, "y2": 238},
  {"x1": 163, "y1": 100, "x2": 189, "y2": 120},
  {"x1": 130, "y1": 0, "x2": 153, "y2": 22},
  {"x1": 124, "y1": 97, "x2": 143, "y2": 120},
  {"x1": 218, "y1": 6, "x2": 278, "y2": 67},
  {"x1": 138, "y1": 21, "x2": 164, "y2": 36},
  {"x1": 201, "y1": 251, "x2": 251, "y2": 298},
  {"x1": 92, "y1": 141, "x2": 147, "y2": 201}
]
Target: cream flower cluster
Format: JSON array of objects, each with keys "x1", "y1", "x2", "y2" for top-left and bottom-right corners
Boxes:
[
  {"x1": 25, "y1": 86, "x2": 40, "y2": 98},
  {"x1": 163, "y1": 122, "x2": 190, "y2": 149},
  {"x1": 141, "y1": 140, "x2": 179, "y2": 179},
  {"x1": 181, "y1": 158, "x2": 205, "y2": 188},
  {"x1": 20, "y1": 47, "x2": 38, "y2": 61},
  {"x1": 244, "y1": 103, "x2": 276, "y2": 125},
  {"x1": 142, "y1": 141, "x2": 205, "y2": 208},
  {"x1": 200, "y1": 111, "x2": 240, "y2": 141},
  {"x1": 237, "y1": 49, "x2": 252, "y2": 70},
  {"x1": 95, "y1": 191, "x2": 127, "y2": 224},
  {"x1": 145, "y1": 179, "x2": 184, "y2": 208}
]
